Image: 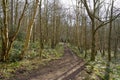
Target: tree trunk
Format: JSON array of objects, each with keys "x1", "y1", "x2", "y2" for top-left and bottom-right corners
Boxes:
[
  {"x1": 84, "y1": 17, "x2": 87, "y2": 58},
  {"x1": 51, "y1": 0, "x2": 56, "y2": 49},
  {"x1": 11, "y1": 0, "x2": 14, "y2": 31},
  {"x1": 39, "y1": 0, "x2": 43, "y2": 59},
  {"x1": 108, "y1": 22, "x2": 112, "y2": 61},
  {"x1": 0, "y1": 0, "x2": 9, "y2": 62},
  {"x1": 114, "y1": 38, "x2": 118, "y2": 59},
  {"x1": 108, "y1": 0, "x2": 114, "y2": 61},
  {"x1": 20, "y1": 0, "x2": 39, "y2": 59},
  {"x1": 91, "y1": 20, "x2": 95, "y2": 61},
  {"x1": 32, "y1": 23, "x2": 36, "y2": 43}
]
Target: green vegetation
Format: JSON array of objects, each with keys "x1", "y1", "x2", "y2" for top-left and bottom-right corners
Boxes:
[
  {"x1": 0, "y1": 0, "x2": 120, "y2": 79},
  {"x1": 0, "y1": 42, "x2": 64, "y2": 79},
  {"x1": 69, "y1": 44, "x2": 120, "y2": 80}
]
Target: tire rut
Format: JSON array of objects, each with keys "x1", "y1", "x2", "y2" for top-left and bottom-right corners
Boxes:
[
  {"x1": 9, "y1": 44, "x2": 85, "y2": 80},
  {"x1": 30, "y1": 44, "x2": 85, "y2": 80}
]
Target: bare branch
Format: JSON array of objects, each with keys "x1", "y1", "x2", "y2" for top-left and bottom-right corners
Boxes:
[{"x1": 94, "y1": 13, "x2": 120, "y2": 35}]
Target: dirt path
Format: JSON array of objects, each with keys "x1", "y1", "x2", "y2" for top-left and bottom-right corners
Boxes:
[{"x1": 9, "y1": 44, "x2": 86, "y2": 80}]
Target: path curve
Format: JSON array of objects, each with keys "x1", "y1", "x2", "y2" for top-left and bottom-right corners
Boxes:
[{"x1": 9, "y1": 44, "x2": 86, "y2": 80}]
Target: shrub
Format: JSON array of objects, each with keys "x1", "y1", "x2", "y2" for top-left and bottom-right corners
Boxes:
[
  {"x1": 16, "y1": 31, "x2": 26, "y2": 41},
  {"x1": 10, "y1": 49, "x2": 21, "y2": 62},
  {"x1": 29, "y1": 42, "x2": 39, "y2": 49},
  {"x1": 9, "y1": 41, "x2": 23, "y2": 62}
]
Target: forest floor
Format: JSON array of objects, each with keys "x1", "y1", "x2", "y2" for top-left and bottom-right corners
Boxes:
[
  {"x1": 1, "y1": 43, "x2": 119, "y2": 80},
  {"x1": 7, "y1": 44, "x2": 88, "y2": 80}
]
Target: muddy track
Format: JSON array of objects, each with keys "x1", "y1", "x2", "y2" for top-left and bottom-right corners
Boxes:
[{"x1": 9, "y1": 44, "x2": 86, "y2": 80}]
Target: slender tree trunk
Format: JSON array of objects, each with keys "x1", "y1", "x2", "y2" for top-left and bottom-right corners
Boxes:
[
  {"x1": 108, "y1": 0, "x2": 114, "y2": 61},
  {"x1": 32, "y1": 23, "x2": 36, "y2": 42},
  {"x1": 55, "y1": 15, "x2": 60, "y2": 45},
  {"x1": 114, "y1": 38, "x2": 118, "y2": 59},
  {"x1": 20, "y1": 0, "x2": 39, "y2": 59},
  {"x1": 39, "y1": 0, "x2": 43, "y2": 59},
  {"x1": 91, "y1": 19, "x2": 95, "y2": 61},
  {"x1": 44, "y1": 0, "x2": 48, "y2": 45},
  {"x1": 76, "y1": 0, "x2": 80, "y2": 50},
  {"x1": 102, "y1": 28, "x2": 105, "y2": 57},
  {"x1": 84, "y1": 17, "x2": 87, "y2": 58},
  {"x1": 51, "y1": 0, "x2": 56, "y2": 49},
  {"x1": 11, "y1": 0, "x2": 14, "y2": 32},
  {"x1": 108, "y1": 22, "x2": 112, "y2": 61},
  {"x1": 14, "y1": 0, "x2": 19, "y2": 25},
  {"x1": 1, "y1": 0, "x2": 9, "y2": 61}
]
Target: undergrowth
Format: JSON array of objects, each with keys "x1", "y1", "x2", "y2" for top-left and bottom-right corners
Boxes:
[
  {"x1": 0, "y1": 42, "x2": 64, "y2": 79},
  {"x1": 68, "y1": 44, "x2": 120, "y2": 80}
]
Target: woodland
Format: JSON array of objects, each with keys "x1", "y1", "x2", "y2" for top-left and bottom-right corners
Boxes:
[{"x1": 0, "y1": 0, "x2": 120, "y2": 80}]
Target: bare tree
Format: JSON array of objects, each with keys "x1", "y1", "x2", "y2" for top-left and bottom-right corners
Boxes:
[
  {"x1": 20, "y1": 0, "x2": 39, "y2": 59},
  {"x1": 39, "y1": 0, "x2": 43, "y2": 59},
  {"x1": 108, "y1": 0, "x2": 114, "y2": 61},
  {"x1": 81, "y1": 0, "x2": 120, "y2": 61}
]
